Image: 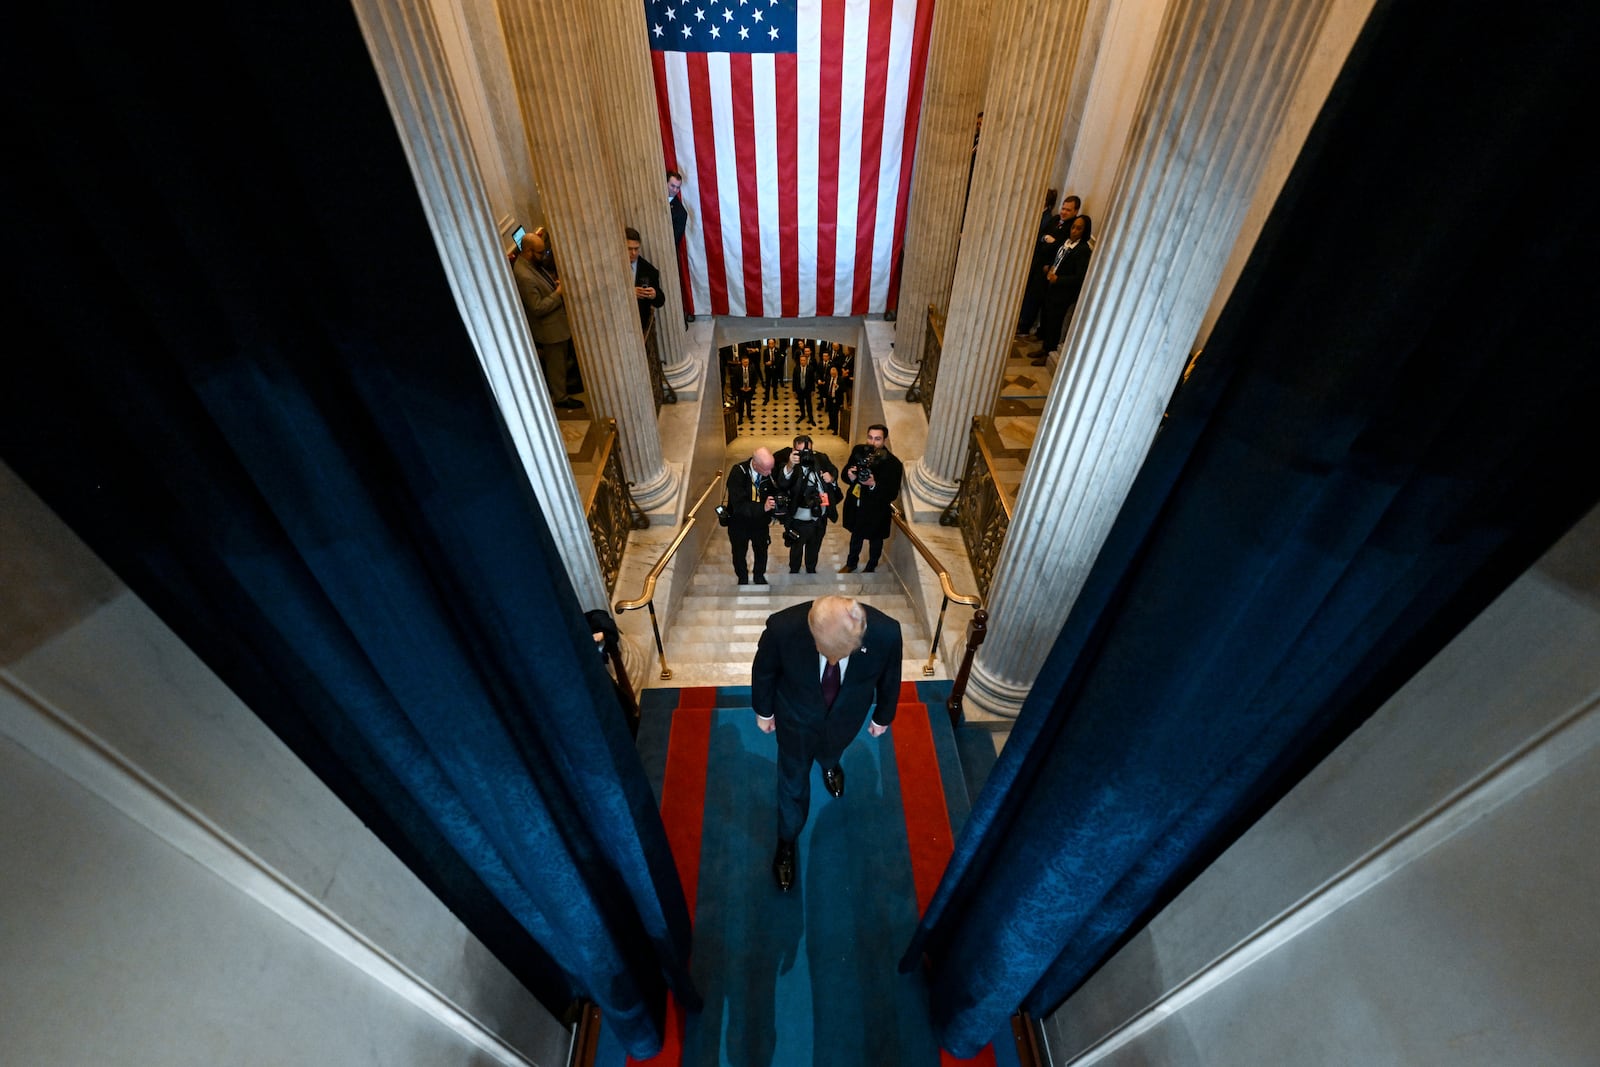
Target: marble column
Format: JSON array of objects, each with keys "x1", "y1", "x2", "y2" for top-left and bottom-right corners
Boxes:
[
  {"x1": 499, "y1": 0, "x2": 683, "y2": 516},
  {"x1": 884, "y1": 0, "x2": 991, "y2": 395},
  {"x1": 585, "y1": 0, "x2": 697, "y2": 398},
  {"x1": 964, "y1": 0, "x2": 1336, "y2": 719},
  {"x1": 901, "y1": 0, "x2": 1092, "y2": 518},
  {"x1": 348, "y1": 0, "x2": 608, "y2": 609}
]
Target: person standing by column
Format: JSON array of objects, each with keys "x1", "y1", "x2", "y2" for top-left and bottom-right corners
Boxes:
[
  {"x1": 667, "y1": 169, "x2": 691, "y2": 325},
  {"x1": 753, "y1": 595, "x2": 902, "y2": 891},
  {"x1": 823, "y1": 365, "x2": 846, "y2": 434},
  {"x1": 725, "y1": 447, "x2": 777, "y2": 586},
  {"x1": 840, "y1": 424, "x2": 904, "y2": 573},
  {"x1": 734, "y1": 355, "x2": 757, "y2": 425},
  {"x1": 625, "y1": 226, "x2": 665, "y2": 333},
  {"x1": 512, "y1": 227, "x2": 582, "y2": 410}
]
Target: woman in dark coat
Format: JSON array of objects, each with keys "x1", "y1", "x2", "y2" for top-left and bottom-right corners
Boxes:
[{"x1": 1036, "y1": 213, "x2": 1093, "y2": 358}]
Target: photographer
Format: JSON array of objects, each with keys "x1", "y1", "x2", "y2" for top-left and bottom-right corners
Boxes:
[
  {"x1": 772, "y1": 434, "x2": 838, "y2": 575},
  {"x1": 840, "y1": 424, "x2": 904, "y2": 574},
  {"x1": 724, "y1": 447, "x2": 777, "y2": 586}
]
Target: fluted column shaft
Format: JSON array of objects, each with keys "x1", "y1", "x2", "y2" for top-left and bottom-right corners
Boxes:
[
  {"x1": 902, "y1": 0, "x2": 1090, "y2": 512},
  {"x1": 350, "y1": 0, "x2": 608, "y2": 608},
  {"x1": 885, "y1": 0, "x2": 991, "y2": 392},
  {"x1": 966, "y1": 0, "x2": 1334, "y2": 718},
  {"x1": 500, "y1": 0, "x2": 681, "y2": 513},
  {"x1": 586, "y1": 0, "x2": 692, "y2": 390}
]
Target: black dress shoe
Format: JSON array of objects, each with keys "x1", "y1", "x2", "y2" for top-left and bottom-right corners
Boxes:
[
  {"x1": 772, "y1": 839, "x2": 796, "y2": 891},
  {"x1": 754, "y1": 575, "x2": 768, "y2": 585},
  {"x1": 737, "y1": 576, "x2": 749, "y2": 586},
  {"x1": 823, "y1": 765, "x2": 845, "y2": 798},
  {"x1": 862, "y1": 563, "x2": 876, "y2": 573}
]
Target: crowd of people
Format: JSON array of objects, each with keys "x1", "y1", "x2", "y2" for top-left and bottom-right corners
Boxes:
[{"x1": 726, "y1": 339, "x2": 856, "y2": 432}]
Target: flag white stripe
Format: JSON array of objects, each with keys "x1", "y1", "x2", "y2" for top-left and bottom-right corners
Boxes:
[
  {"x1": 706, "y1": 51, "x2": 746, "y2": 317},
  {"x1": 795, "y1": 3, "x2": 821, "y2": 316},
  {"x1": 834, "y1": 0, "x2": 870, "y2": 315},
  {"x1": 871, "y1": 0, "x2": 917, "y2": 309},
  {"x1": 751, "y1": 53, "x2": 782, "y2": 317}
]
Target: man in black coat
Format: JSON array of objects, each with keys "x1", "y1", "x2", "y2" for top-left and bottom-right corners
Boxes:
[
  {"x1": 725, "y1": 447, "x2": 777, "y2": 585},
  {"x1": 626, "y1": 227, "x2": 666, "y2": 333},
  {"x1": 791, "y1": 350, "x2": 819, "y2": 427},
  {"x1": 668, "y1": 169, "x2": 691, "y2": 323},
  {"x1": 761, "y1": 340, "x2": 785, "y2": 404},
  {"x1": 772, "y1": 434, "x2": 838, "y2": 574},
  {"x1": 840, "y1": 424, "x2": 904, "y2": 573},
  {"x1": 753, "y1": 595, "x2": 903, "y2": 890}
]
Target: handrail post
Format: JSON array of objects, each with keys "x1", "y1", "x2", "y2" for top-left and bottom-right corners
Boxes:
[
  {"x1": 645, "y1": 601, "x2": 671, "y2": 680},
  {"x1": 924, "y1": 593, "x2": 952, "y2": 677},
  {"x1": 947, "y1": 609, "x2": 988, "y2": 726}
]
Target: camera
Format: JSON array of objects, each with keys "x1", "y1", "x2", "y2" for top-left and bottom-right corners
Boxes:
[
  {"x1": 795, "y1": 449, "x2": 815, "y2": 470},
  {"x1": 714, "y1": 503, "x2": 729, "y2": 527},
  {"x1": 782, "y1": 525, "x2": 803, "y2": 547},
  {"x1": 848, "y1": 443, "x2": 884, "y2": 479}
]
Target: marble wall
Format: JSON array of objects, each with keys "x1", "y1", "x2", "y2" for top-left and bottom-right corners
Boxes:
[
  {"x1": 0, "y1": 464, "x2": 572, "y2": 1067},
  {"x1": 1041, "y1": 503, "x2": 1600, "y2": 1065}
]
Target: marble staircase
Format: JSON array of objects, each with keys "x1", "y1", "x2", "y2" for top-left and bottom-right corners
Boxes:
[{"x1": 648, "y1": 523, "x2": 936, "y2": 689}]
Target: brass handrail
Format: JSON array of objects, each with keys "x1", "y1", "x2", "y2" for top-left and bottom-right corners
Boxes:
[
  {"x1": 613, "y1": 470, "x2": 724, "y2": 679},
  {"x1": 889, "y1": 502, "x2": 982, "y2": 680},
  {"x1": 581, "y1": 424, "x2": 618, "y2": 516}
]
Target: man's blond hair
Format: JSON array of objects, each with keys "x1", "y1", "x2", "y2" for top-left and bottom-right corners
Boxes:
[{"x1": 808, "y1": 595, "x2": 867, "y2": 662}]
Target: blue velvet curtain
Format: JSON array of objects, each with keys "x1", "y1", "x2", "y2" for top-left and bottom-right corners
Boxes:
[
  {"x1": 2, "y1": 4, "x2": 695, "y2": 1056},
  {"x1": 903, "y1": 0, "x2": 1600, "y2": 1055}
]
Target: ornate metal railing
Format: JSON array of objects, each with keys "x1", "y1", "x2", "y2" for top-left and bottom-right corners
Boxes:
[
  {"x1": 905, "y1": 303, "x2": 942, "y2": 418},
  {"x1": 643, "y1": 311, "x2": 676, "y2": 412},
  {"x1": 940, "y1": 416, "x2": 1014, "y2": 600},
  {"x1": 582, "y1": 419, "x2": 650, "y2": 596},
  {"x1": 613, "y1": 471, "x2": 724, "y2": 680}
]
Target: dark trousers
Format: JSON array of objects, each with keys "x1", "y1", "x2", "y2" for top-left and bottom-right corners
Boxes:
[
  {"x1": 825, "y1": 402, "x2": 841, "y2": 433},
  {"x1": 736, "y1": 388, "x2": 755, "y2": 421},
  {"x1": 762, "y1": 367, "x2": 781, "y2": 401},
  {"x1": 785, "y1": 519, "x2": 825, "y2": 573},
  {"x1": 846, "y1": 529, "x2": 885, "y2": 568},
  {"x1": 775, "y1": 724, "x2": 850, "y2": 841},
  {"x1": 794, "y1": 389, "x2": 815, "y2": 424},
  {"x1": 729, "y1": 526, "x2": 769, "y2": 579}
]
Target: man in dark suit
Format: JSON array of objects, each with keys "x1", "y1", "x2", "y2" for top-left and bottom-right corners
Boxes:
[
  {"x1": 733, "y1": 355, "x2": 758, "y2": 425},
  {"x1": 1017, "y1": 195, "x2": 1080, "y2": 337},
  {"x1": 792, "y1": 350, "x2": 818, "y2": 427},
  {"x1": 761, "y1": 340, "x2": 785, "y2": 403},
  {"x1": 667, "y1": 169, "x2": 691, "y2": 324},
  {"x1": 625, "y1": 227, "x2": 666, "y2": 334},
  {"x1": 840, "y1": 423, "x2": 905, "y2": 573},
  {"x1": 822, "y1": 365, "x2": 847, "y2": 434},
  {"x1": 753, "y1": 595, "x2": 902, "y2": 890},
  {"x1": 725, "y1": 447, "x2": 777, "y2": 585}
]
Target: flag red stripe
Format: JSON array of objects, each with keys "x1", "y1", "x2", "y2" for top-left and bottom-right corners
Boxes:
[
  {"x1": 624, "y1": 687, "x2": 716, "y2": 1067},
  {"x1": 814, "y1": 2, "x2": 847, "y2": 315},
  {"x1": 686, "y1": 55, "x2": 730, "y2": 316},
  {"x1": 729, "y1": 54, "x2": 765, "y2": 315},
  {"x1": 851, "y1": 0, "x2": 895, "y2": 314},
  {"x1": 777, "y1": 53, "x2": 800, "y2": 317},
  {"x1": 886, "y1": 0, "x2": 936, "y2": 313}
]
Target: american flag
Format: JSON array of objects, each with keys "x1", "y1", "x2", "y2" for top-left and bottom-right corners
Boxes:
[{"x1": 647, "y1": 0, "x2": 934, "y2": 318}]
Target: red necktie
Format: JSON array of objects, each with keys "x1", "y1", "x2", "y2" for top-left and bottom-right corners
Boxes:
[{"x1": 821, "y1": 661, "x2": 841, "y2": 709}]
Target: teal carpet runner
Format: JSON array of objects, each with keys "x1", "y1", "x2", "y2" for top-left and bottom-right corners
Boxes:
[{"x1": 596, "y1": 682, "x2": 1018, "y2": 1066}]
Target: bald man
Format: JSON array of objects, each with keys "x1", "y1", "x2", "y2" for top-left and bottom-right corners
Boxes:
[
  {"x1": 752, "y1": 595, "x2": 903, "y2": 890},
  {"x1": 725, "y1": 447, "x2": 777, "y2": 585}
]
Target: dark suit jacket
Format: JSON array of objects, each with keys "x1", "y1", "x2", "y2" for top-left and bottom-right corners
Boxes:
[
  {"x1": 725, "y1": 459, "x2": 774, "y2": 532},
  {"x1": 670, "y1": 195, "x2": 688, "y2": 247},
  {"x1": 752, "y1": 602, "x2": 902, "y2": 755},
  {"x1": 791, "y1": 362, "x2": 818, "y2": 398},
  {"x1": 634, "y1": 255, "x2": 667, "y2": 332}
]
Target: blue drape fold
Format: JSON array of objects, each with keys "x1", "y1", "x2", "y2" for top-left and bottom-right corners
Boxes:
[
  {"x1": 3, "y1": 3, "x2": 697, "y2": 1056},
  {"x1": 901, "y1": 0, "x2": 1600, "y2": 1055}
]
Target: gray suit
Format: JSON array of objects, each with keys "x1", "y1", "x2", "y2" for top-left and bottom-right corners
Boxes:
[{"x1": 513, "y1": 255, "x2": 574, "y2": 403}]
